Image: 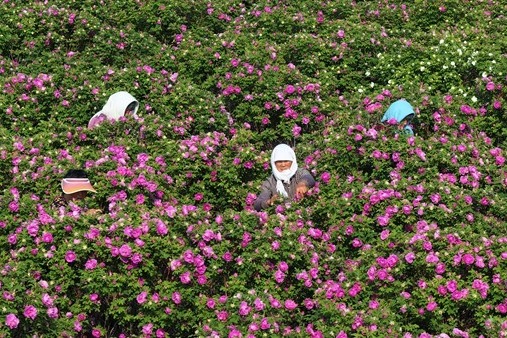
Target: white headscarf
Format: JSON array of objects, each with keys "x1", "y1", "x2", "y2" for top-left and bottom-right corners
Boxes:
[
  {"x1": 88, "y1": 91, "x2": 139, "y2": 128},
  {"x1": 271, "y1": 144, "x2": 298, "y2": 198}
]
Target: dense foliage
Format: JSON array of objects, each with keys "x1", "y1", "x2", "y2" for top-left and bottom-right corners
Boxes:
[{"x1": 1, "y1": 0, "x2": 507, "y2": 337}]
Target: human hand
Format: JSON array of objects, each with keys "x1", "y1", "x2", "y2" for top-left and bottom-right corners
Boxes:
[
  {"x1": 85, "y1": 208, "x2": 102, "y2": 216},
  {"x1": 296, "y1": 183, "x2": 309, "y2": 200},
  {"x1": 268, "y1": 194, "x2": 279, "y2": 206}
]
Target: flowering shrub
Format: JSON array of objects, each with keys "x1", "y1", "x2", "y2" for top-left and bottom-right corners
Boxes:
[{"x1": 1, "y1": 0, "x2": 507, "y2": 337}]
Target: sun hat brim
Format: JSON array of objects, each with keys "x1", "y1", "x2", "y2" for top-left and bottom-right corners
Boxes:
[{"x1": 61, "y1": 178, "x2": 97, "y2": 194}]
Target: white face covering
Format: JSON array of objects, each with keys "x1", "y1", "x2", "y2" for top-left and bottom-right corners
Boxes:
[
  {"x1": 271, "y1": 144, "x2": 298, "y2": 198},
  {"x1": 99, "y1": 91, "x2": 139, "y2": 120},
  {"x1": 88, "y1": 91, "x2": 139, "y2": 129}
]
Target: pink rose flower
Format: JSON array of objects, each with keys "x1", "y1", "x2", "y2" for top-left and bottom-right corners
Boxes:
[
  {"x1": 23, "y1": 305, "x2": 38, "y2": 320},
  {"x1": 284, "y1": 299, "x2": 297, "y2": 310},
  {"x1": 5, "y1": 313, "x2": 20, "y2": 329},
  {"x1": 65, "y1": 251, "x2": 76, "y2": 263}
]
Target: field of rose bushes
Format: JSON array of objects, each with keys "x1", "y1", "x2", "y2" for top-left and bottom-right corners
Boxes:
[{"x1": 2, "y1": 0, "x2": 507, "y2": 337}]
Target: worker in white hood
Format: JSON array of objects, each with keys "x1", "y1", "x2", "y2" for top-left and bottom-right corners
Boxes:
[{"x1": 88, "y1": 91, "x2": 139, "y2": 129}]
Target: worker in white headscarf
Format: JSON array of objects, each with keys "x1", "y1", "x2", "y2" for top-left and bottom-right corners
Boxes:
[
  {"x1": 253, "y1": 144, "x2": 315, "y2": 211},
  {"x1": 88, "y1": 91, "x2": 139, "y2": 129}
]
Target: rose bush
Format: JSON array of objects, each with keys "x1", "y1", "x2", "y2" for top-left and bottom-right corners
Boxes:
[{"x1": 1, "y1": 0, "x2": 507, "y2": 337}]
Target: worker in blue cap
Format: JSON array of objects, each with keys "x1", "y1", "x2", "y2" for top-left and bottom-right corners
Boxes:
[{"x1": 381, "y1": 99, "x2": 415, "y2": 135}]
